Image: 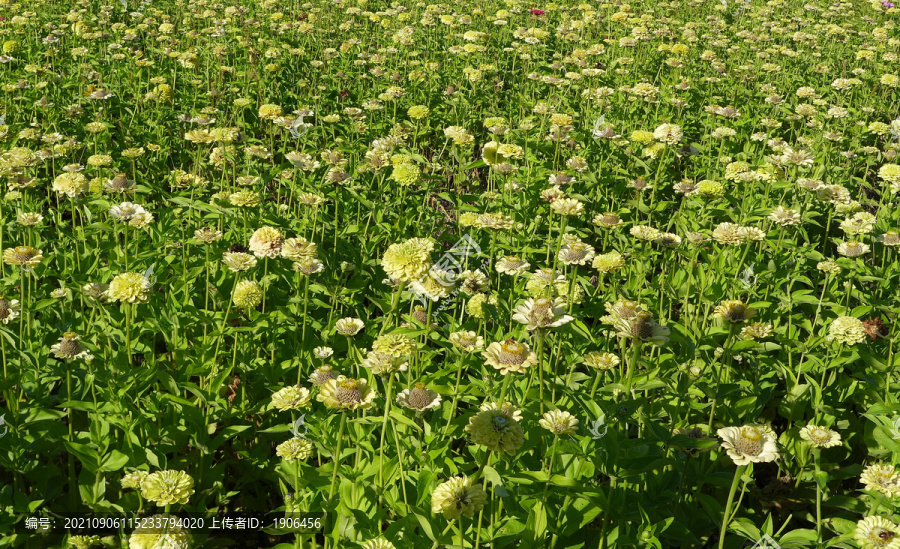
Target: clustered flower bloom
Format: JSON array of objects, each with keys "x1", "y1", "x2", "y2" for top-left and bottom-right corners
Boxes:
[
  {"x1": 140, "y1": 470, "x2": 195, "y2": 506},
  {"x1": 106, "y1": 272, "x2": 152, "y2": 303},
  {"x1": 827, "y1": 316, "x2": 867, "y2": 345},
  {"x1": 232, "y1": 280, "x2": 263, "y2": 309},
  {"x1": 271, "y1": 385, "x2": 311, "y2": 411},
  {"x1": 465, "y1": 402, "x2": 524, "y2": 454},
  {"x1": 431, "y1": 475, "x2": 487, "y2": 519}
]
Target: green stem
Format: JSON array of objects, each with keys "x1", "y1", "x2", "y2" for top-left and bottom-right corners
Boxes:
[{"x1": 718, "y1": 464, "x2": 747, "y2": 549}]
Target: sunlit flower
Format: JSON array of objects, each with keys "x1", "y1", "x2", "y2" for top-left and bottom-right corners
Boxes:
[
  {"x1": 483, "y1": 339, "x2": 538, "y2": 375},
  {"x1": 51, "y1": 332, "x2": 92, "y2": 361},
  {"x1": 431, "y1": 476, "x2": 487, "y2": 519},
  {"x1": 271, "y1": 386, "x2": 311, "y2": 411},
  {"x1": 512, "y1": 297, "x2": 573, "y2": 330},
  {"x1": 232, "y1": 280, "x2": 263, "y2": 309},
  {"x1": 106, "y1": 272, "x2": 151, "y2": 303},
  {"x1": 855, "y1": 516, "x2": 900, "y2": 549},
  {"x1": 799, "y1": 425, "x2": 842, "y2": 448},
  {"x1": 249, "y1": 226, "x2": 284, "y2": 259},
  {"x1": 860, "y1": 464, "x2": 900, "y2": 497},
  {"x1": 140, "y1": 470, "x2": 194, "y2": 506},
  {"x1": 539, "y1": 410, "x2": 578, "y2": 436},
  {"x1": 827, "y1": 316, "x2": 867, "y2": 345},
  {"x1": 317, "y1": 376, "x2": 376, "y2": 411},
  {"x1": 465, "y1": 402, "x2": 524, "y2": 454},
  {"x1": 716, "y1": 425, "x2": 780, "y2": 465},
  {"x1": 396, "y1": 382, "x2": 442, "y2": 413}
]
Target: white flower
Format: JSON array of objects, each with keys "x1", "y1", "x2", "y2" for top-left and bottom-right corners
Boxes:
[{"x1": 716, "y1": 425, "x2": 780, "y2": 466}]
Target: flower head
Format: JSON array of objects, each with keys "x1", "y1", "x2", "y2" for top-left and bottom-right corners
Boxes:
[
  {"x1": 0, "y1": 296, "x2": 20, "y2": 324},
  {"x1": 308, "y1": 365, "x2": 338, "y2": 387},
  {"x1": 465, "y1": 402, "x2": 525, "y2": 454},
  {"x1": 107, "y1": 272, "x2": 151, "y2": 303},
  {"x1": 362, "y1": 539, "x2": 397, "y2": 549},
  {"x1": 317, "y1": 376, "x2": 376, "y2": 411},
  {"x1": 276, "y1": 438, "x2": 314, "y2": 461},
  {"x1": 496, "y1": 256, "x2": 530, "y2": 275},
  {"x1": 232, "y1": 280, "x2": 263, "y2": 309},
  {"x1": 52, "y1": 172, "x2": 88, "y2": 197},
  {"x1": 51, "y1": 332, "x2": 92, "y2": 361},
  {"x1": 799, "y1": 425, "x2": 841, "y2": 448},
  {"x1": 539, "y1": 410, "x2": 579, "y2": 436},
  {"x1": 121, "y1": 470, "x2": 148, "y2": 491},
  {"x1": 3, "y1": 245, "x2": 44, "y2": 271},
  {"x1": 381, "y1": 238, "x2": 434, "y2": 283},
  {"x1": 861, "y1": 464, "x2": 900, "y2": 498},
  {"x1": 431, "y1": 476, "x2": 488, "y2": 519},
  {"x1": 483, "y1": 339, "x2": 538, "y2": 375},
  {"x1": 449, "y1": 330, "x2": 484, "y2": 352},
  {"x1": 335, "y1": 317, "x2": 365, "y2": 336},
  {"x1": 396, "y1": 382, "x2": 442, "y2": 413},
  {"x1": 271, "y1": 385, "x2": 311, "y2": 411},
  {"x1": 583, "y1": 351, "x2": 620, "y2": 370},
  {"x1": 128, "y1": 514, "x2": 192, "y2": 549},
  {"x1": 827, "y1": 316, "x2": 867, "y2": 345},
  {"x1": 716, "y1": 425, "x2": 780, "y2": 466},
  {"x1": 855, "y1": 516, "x2": 900, "y2": 549},
  {"x1": 281, "y1": 237, "x2": 317, "y2": 262},
  {"x1": 140, "y1": 470, "x2": 194, "y2": 506},
  {"x1": 713, "y1": 300, "x2": 756, "y2": 323},
  {"x1": 512, "y1": 297, "x2": 573, "y2": 331},
  {"x1": 249, "y1": 226, "x2": 284, "y2": 258},
  {"x1": 614, "y1": 311, "x2": 670, "y2": 346},
  {"x1": 222, "y1": 252, "x2": 257, "y2": 272}
]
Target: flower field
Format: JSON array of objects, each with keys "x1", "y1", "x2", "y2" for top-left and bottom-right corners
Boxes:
[{"x1": 1, "y1": 0, "x2": 900, "y2": 547}]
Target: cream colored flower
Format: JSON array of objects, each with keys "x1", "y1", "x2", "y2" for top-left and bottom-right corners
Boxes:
[
  {"x1": 512, "y1": 297, "x2": 573, "y2": 331},
  {"x1": 106, "y1": 272, "x2": 151, "y2": 303},
  {"x1": 855, "y1": 516, "x2": 900, "y2": 549},
  {"x1": 140, "y1": 470, "x2": 194, "y2": 506},
  {"x1": 335, "y1": 317, "x2": 365, "y2": 336},
  {"x1": 539, "y1": 410, "x2": 578, "y2": 436},
  {"x1": 799, "y1": 425, "x2": 841, "y2": 448},
  {"x1": 317, "y1": 376, "x2": 377, "y2": 411},
  {"x1": 449, "y1": 330, "x2": 484, "y2": 352},
  {"x1": 271, "y1": 385, "x2": 311, "y2": 411},
  {"x1": 431, "y1": 476, "x2": 487, "y2": 519},
  {"x1": 249, "y1": 226, "x2": 284, "y2": 258},
  {"x1": 716, "y1": 425, "x2": 780, "y2": 466},
  {"x1": 396, "y1": 382, "x2": 442, "y2": 413},
  {"x1": 465, "y1": 402, "x2": 524, "y2": 454},
  {"x1": 712, "y1": 300, "x2": 756, "y2": 323},
  {"x1": 483, "y1": 339, "x2": 538, "y2": 375},
  {"x1": 827, "y1": 316, "x2": 867, "y2": 345},
  {"x1": 381, "y1": 238, "x2": 434, "y2": 283},
  {"x1": 861, "y1": 464, "x2": 900, "y2": 498},
  {"x1": 281, "y1": 237, "x2": 317, "y2": 262},
  {"x1": 276, "y1": 438, "x2": 314, "y2": 461}
]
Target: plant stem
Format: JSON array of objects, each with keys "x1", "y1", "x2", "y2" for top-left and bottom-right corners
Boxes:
[{"x1": 718, "y1": 464, "x2": 747, "y2": 549}]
